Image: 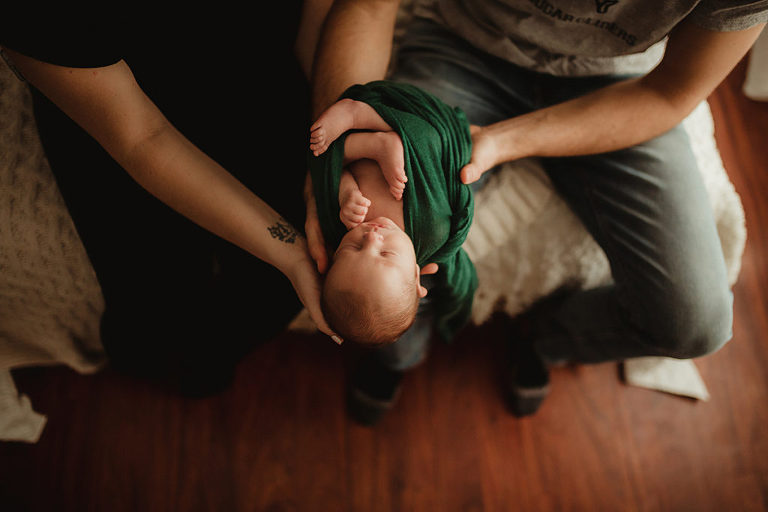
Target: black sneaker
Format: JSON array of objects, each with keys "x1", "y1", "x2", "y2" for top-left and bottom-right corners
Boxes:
[
  {"x1": 504, "y1": 338, "x2": 550, "y2": 417},
  {"x1": 346, "y1": 356, "x2": 404, "y2": 426}
]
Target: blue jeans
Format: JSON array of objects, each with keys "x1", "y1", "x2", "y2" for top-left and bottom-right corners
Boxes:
[{"x1": 373, "y1": 18, "x2": 732, "y2": 369}]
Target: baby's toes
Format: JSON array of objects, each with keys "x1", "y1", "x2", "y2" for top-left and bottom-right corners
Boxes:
[
  {"x1": 391, "y1": 161, "x2": 407, "y2": 181},
  {"x1": 310, "y1": 128, "x2": 327, "y2": 145},
  {"x1": 311, "y1": 142, "x2": 329, "y2": 156},
  {"x1": 310, "y1": 121, "x2": 324, "y2": 135},
  {"x1": 389, "y1": 186, "x2": 403, "y2": 200},
  {"x1": 384, "y1": 169, "x2": 406, "y2": 189}
]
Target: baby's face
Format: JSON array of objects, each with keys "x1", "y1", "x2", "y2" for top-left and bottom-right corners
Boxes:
[{"x1": 329, "y1": 217, "x2": 419, "y2": 293}]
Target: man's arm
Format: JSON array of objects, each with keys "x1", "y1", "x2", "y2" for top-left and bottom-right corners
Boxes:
[
  {"x1": 461, "y1": 21, "x2": 766, "y2": 183},
  {"x1": 3, "y1": 48, "x2": 339, "y2": 340},
  {"x1": 294, "y1": 0, "x2": 335, "y2": 80},
  {"x1": 302, "y1": 0, "x2": 401, "y2": 272},
  {"x1": 310, "y1": 0, "x2": 401, "y2": 116}
]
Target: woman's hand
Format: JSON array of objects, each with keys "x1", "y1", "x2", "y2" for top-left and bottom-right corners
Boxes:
[
  {"x1": 284, "y1": 248, "x2": 342, "y2": 345},
  {"x1": 460, "y1": 125, "x2": 501, "y2": 184}
]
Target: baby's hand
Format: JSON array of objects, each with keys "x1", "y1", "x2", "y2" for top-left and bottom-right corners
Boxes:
[{"x1": 340, "y1": 188, "x2": 371, "y2": 229}]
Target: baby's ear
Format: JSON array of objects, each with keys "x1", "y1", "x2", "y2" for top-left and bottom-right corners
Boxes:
[{"x1": 417, "y1": 263, "x2": 439, "y2": 298}]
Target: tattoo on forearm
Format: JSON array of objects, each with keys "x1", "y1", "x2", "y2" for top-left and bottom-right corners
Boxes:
[{"x1": 267, "y1": 218, "x2": 299, "y2": 244}]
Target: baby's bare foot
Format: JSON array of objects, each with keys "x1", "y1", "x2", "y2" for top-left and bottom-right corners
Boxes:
[
  {"x1": 373, "y1": 131, "x2": 407, "y2": 200},
  {"x1": 310, "y1": 98, "x2": 360, "y2": 156}
]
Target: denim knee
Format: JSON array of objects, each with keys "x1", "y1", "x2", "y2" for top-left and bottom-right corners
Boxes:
[{"x1": 637, "y1": 285, "x2": 733, "y2": 359}]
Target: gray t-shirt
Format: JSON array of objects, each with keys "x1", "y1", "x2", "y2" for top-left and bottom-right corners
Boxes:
[{"x1": 412, "y1": 0, "x2": 768, "y2": 76}]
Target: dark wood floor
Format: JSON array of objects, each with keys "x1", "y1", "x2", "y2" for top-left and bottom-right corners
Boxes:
[{"x1": 2, "y1": 58, "x2": 767, "y2": 512}]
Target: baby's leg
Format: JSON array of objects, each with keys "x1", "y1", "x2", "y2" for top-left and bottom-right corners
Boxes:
[
  {"x1": 344, "y1": 131, "x2": 407, "y2": 200},
  {"x1": 310, "y1": 98, "x2": 393, "y2": 156}
]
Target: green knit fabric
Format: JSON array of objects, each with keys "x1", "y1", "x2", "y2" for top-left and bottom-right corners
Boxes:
[{"x1": 309, "y1": 80, "x2": 477, "y2": 341}]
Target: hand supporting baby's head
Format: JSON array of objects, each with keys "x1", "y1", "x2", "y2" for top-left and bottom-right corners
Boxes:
[{"x1": 320, "y1": 218, "x2": 425, "y2": 346}]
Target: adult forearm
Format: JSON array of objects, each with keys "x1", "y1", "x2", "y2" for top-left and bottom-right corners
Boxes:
[
  {"x1": 295, "y1": 0, "x2": 335, "y2": 80},
  {"x1": 119, "y1": 123, "x2": 308, "y2": 276},
  {"x1": 311, "y1": 0, "x2": 400, "y2": 116},
  {"x1": 461, "y1": 21, "x2": 764, "y2": 184},
  {"x1": 486, "y1": 76, "x2": 696, "y2": 163},
  {"x1": 485, "y1": 21, "x2": 766, "y2": 164}
]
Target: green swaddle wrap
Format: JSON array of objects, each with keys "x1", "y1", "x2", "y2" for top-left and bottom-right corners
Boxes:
[{"x1": 308, "y1": 80, "x2": 477, "y2": 342}]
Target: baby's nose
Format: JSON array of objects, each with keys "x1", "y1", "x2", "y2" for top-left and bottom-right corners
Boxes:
[{"x1": 362, "y1": 230, "x2": 384, "y2": 244}]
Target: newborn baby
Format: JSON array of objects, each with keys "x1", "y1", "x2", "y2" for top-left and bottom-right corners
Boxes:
[{"x1": 308, "y1": 81, "x2": 477, "y2": 346}]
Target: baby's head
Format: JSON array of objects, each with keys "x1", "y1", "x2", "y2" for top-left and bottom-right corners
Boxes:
[{"x1": 321, "y1": 217, "x2": 424, "y2": 346}]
